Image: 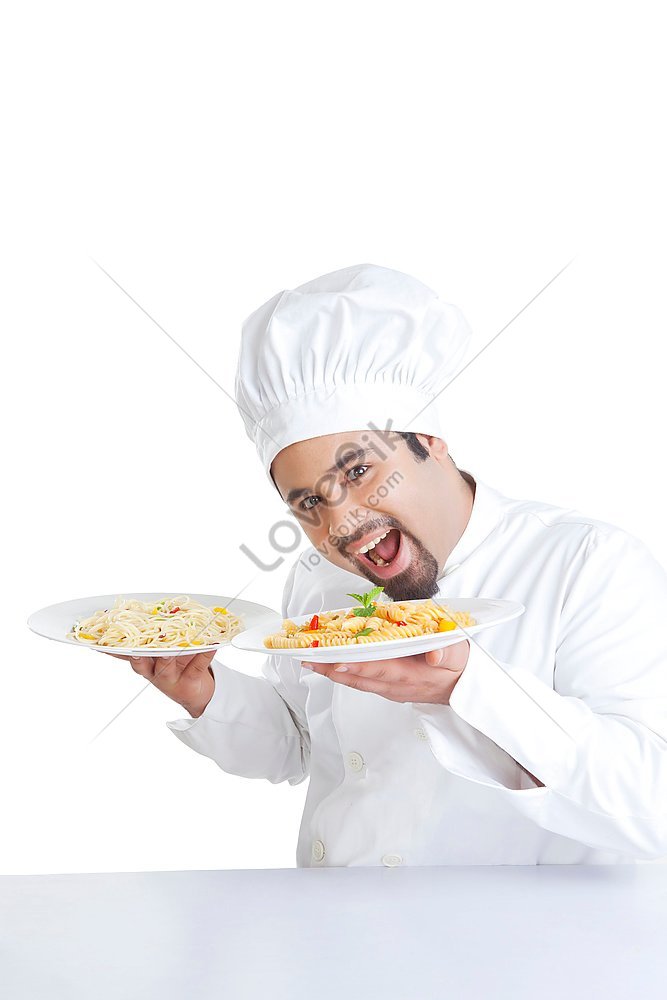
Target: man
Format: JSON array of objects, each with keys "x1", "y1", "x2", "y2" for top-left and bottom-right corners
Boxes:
[{"x1": 120, "y1": 263, "x2": 667, "y2": 866}]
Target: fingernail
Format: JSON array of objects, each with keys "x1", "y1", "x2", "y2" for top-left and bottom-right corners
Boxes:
[
  {"x1": 301, "y1": 663, "x2": 313, "y2": 670},
  {"x1": 334, "y1": 665, "x2": 348, "y2": 673}
]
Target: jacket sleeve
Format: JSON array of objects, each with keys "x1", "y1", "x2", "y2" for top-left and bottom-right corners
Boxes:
[
  {"x1": 413, "y1": 529, "x2": 667, "y2": 859},
  {"x1": 165, "y1": 565, "x2": 310, "y2": 786}
]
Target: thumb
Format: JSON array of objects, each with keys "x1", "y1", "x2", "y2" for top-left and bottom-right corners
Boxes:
[{"x1": 424, "y1": 647, "x2": 445, "y2": 667}]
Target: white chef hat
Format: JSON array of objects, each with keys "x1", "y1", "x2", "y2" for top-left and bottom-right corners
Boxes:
[{"x1": 234, "y1": 262, "x2": 472, "y2": 477}]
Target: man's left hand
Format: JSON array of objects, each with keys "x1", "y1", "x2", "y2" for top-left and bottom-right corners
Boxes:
[{"x1": 301, "y1": 639, "x2": 470, "y2": 704}]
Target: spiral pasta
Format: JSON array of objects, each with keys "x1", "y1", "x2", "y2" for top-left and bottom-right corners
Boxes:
[
  {"x1": 263, "y1": 597, "x2": 476, "y2": 650},
  {"x1": 68, "y1": 595, "x2": 244, "y2": 650}
]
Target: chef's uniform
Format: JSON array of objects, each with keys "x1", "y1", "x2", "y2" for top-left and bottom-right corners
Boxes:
[{"x1": 168, "y1": 264, "x2": 667, "y2": 866}]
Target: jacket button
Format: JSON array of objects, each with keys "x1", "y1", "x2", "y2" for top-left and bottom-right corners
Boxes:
[
  {"x1": 312, "y1": 840, "x2": 325, "y2": 863},
  {"x1": 347, "y1": 751, "x2": 365, "y2": 772},
  {"x1": 414, "y1": 727, "x2": 429, "y2": 741},
  {"x1": 382, "y1": 854, "x2": 403, "y2": 867}
]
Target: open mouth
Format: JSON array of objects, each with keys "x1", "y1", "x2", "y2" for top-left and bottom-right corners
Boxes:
[{"x1": 355, "y1": 527, "x2": 402, "y2": 569}]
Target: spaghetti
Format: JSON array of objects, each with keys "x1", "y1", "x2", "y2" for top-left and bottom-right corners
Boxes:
[
  {"x1": 264, "y1": 589, "x2": 475, "y2": 650},
  {"x1": 68, "y1": 595, "x2": 243, "y2": 650}
]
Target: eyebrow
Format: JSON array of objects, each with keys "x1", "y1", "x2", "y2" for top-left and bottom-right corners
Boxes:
[{"x1": 284, "y1": 447, "x2": 373, "y2": 503}]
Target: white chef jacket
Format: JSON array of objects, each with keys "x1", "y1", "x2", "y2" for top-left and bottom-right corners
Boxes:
[{"x1": 167, "y1": 473, "x2": 667, "y2": 866}]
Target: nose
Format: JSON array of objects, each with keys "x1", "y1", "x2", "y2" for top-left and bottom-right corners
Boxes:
[{"x1": 328, "y1": 498, "x2": 372, "y2": 544}]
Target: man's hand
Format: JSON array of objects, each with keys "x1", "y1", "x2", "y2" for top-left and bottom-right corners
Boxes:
[
  {"x1": 102, "y1": 648, "x2": 217, "y2": 718},
  {"x1": 301, "y1": 639, "x2": 470, "y2": 704}
]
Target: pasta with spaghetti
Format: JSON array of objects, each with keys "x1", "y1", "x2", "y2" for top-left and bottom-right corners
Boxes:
[
  {"x1": 68, "y1": 595, "x2": 243, "y2": 650},
  {"x1": 263, "y1": 587, "x2": 475, "y2": 650}
]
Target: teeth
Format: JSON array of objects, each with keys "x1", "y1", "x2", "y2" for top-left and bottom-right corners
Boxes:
[{"x1": 356, "y1": 529, "x2": 390, "y2": 555}]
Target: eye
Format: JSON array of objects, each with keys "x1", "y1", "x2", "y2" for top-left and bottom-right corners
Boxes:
[
  {"x1": 300, "y1": 495, "x2": 321, "y2": 511},
  {"x1": 299, "y1": 465, "x2": 370, "y2": 510}
]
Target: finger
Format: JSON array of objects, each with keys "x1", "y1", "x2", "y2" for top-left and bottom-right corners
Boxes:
[
  {"x1": 151, "y1": 655, "x2": 184, "y2": 681},
  {"x1": 128, "y1": 655, "x2": 158, "y2": 678},
  {"x1": 424, "y1": 647, "x2": 445, "y2": 667},
  {"x1": 188, "y1": 650, "x2": 218, "y2": 671},
  {"x1": 318, "y1": 669, "x2": 403, "y2": 699},
  {"x1": 436, "y1": 639, "x2": 470, "y2": 671},
  {"x1": 320, "y1": 668, "x2": 432, "y2": 703},
  {"x1": 304, "y1": 658, "x2": 413, "y2": 684},
  {"x1": 102, "y1": 651, "x2": 156, "y2": 677}
]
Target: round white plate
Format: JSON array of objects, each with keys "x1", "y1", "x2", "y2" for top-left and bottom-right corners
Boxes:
[
  {"x1": 27, "y1": 593, "x2": 280, "y2": 657},
  {"x1": 232, "y1": 597, "x2": 525, "y2": 663}
]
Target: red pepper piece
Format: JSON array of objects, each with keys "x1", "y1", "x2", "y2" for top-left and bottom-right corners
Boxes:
[
  {"x1": 309, "y1": 614, "x2": 319, "y2": 630},
  {"x1": 396, "y1": 620, "x2": 407, "y2": 626},
  {"x1": 169, "y1": 607, "x2": 180, "y2": 614},
  {"x1": 311, "y1": 639, "x2": 320, "y2": 647}
]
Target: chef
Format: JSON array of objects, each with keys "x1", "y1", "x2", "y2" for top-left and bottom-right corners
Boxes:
[{"x1": 147, "y1": 263, "x2": 667, "y2": 866}]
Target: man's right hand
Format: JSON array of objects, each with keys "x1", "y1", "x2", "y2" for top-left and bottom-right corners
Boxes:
[{"x1": 103, "y1": 648, "x2": 217, "y2": 718}]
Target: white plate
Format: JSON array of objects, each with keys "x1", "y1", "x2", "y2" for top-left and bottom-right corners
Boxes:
[
  {"x1": 232, "y1": 597, "x2": 525, "y2": 663},
  {"x1": 27, "y1": 593, "x2": 280, "y2": 657}
]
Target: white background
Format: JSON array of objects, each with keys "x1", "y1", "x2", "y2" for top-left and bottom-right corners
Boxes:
[{"x1": 2, "y1": 2, "x2": 666, "y2": 874}]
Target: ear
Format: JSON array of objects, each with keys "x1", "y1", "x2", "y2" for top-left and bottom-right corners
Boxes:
[{"x1": 417, "y1": 435, "x2": 450, "y2": 467}]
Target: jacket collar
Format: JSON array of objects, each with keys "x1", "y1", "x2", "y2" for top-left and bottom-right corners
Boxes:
[{"x1": 439, "y1": 471, "x2": 508, "y2": 580}]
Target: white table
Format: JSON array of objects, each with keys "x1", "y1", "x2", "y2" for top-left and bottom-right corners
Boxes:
[{"x1": 1, "y1": 865, "x2": 665, "y2": 999}]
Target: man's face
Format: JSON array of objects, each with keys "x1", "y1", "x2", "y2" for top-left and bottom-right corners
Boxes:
[{"x1": 271, "y1": 430, "x2": 462, "y2": 601}]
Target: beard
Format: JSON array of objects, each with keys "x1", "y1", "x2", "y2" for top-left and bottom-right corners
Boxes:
[{"x1": 335, "y1": 515, "x2": 440, "y2": 602}]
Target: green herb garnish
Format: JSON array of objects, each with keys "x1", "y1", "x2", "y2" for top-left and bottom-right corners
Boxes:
[
  {"x1": 356, "y1": 627, "x2": 373, "y2": 637},
  {"x1": 346, "y1": 586, "x2": 384, "y2": 618}
]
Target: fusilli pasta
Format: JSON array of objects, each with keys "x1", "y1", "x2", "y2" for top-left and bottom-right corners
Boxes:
[{"x1": 263, "y1": 596, "x2": 475, "y2": 649}]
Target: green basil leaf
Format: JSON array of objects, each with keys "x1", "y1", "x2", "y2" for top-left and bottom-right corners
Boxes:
[{"x1": 356, "y1": 627, "x2": 373, "y2": 636}]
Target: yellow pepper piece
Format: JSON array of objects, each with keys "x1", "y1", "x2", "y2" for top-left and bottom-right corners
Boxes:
[
  {"x1": 437, "y1": 619, "x2": 457, "y2": 632},
  {"x1": 151, "y1": 609, "x2": 158, "y2": 615},
  {"x1": 79, "y1": 633, "x2": 97, "y2": 640},
  {"x1": 192, "y1": 640, "x2": 203, "y2": 645},
  {"x1": 213, "y1": 607, "x2": 228, "y2": 614},
  {"x1": 176, "y1": 642, "x2": 190, "y2": 647}
]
